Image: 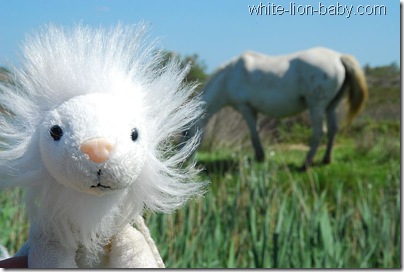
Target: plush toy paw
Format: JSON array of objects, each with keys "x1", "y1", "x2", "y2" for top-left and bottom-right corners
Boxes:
[
  {"x1": 108, "y1": 224, "x2": 163, "y2": 268},
  {"x1": 75, "y1": 222, "x2": 164, "y2": 268}
]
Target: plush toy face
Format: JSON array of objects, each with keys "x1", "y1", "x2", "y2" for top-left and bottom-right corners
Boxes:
[{"x1": 39, "y1": 93, "x2": 148, "y2": 196}]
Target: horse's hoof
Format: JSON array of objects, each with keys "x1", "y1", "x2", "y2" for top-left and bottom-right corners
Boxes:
[
  {"x1": 298, "y1": 160, "x2": 313, "y2": 172},
  {"x1": 256, "y1": 154, "x2": 265, "y2": 162},
  {"x1": 298, "y1": 165, "x2": 309, "y2": 172},
  {"x1": 322, "y1": 158, "x2": 331, "y2": 165}
]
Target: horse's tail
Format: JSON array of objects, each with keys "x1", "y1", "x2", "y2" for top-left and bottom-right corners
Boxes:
[{"x1": 340, "y1": 54, "x2": 368, "y2": 127}]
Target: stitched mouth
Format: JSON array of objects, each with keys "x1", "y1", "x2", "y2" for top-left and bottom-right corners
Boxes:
[
  {"x1": 90, "y1": 169, "x2": 111, "y2": 189},
  {"x1": 91, "y1": 183, "x2": 111, "y2": 189}
]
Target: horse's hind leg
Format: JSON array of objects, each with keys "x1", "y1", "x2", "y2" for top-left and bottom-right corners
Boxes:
[
  {"x1": 237, "y1": 105, "x2": 265, "y2": 162},
  {"x1": 323, "y1": 108, "x2": 338, "y2": 164},
  {"x1": 302, "y1": 107, "x2": 325, "y2": 170}
]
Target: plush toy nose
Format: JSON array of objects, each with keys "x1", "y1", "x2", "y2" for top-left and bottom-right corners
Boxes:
[{"x1": 80, "y1": 138, "x2": 115, "y2": 163}]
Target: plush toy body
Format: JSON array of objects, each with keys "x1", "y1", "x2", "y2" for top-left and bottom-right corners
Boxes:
[
  {"x1": 0, "y1": 24, "x2": 204, "y2": 268},
  {"x1": 15, "y1": 217, "x2": 164, "y2": 268}
]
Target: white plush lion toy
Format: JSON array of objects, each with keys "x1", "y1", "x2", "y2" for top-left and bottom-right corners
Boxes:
[{"x1": 0, "y1": 24, "x2": 204, "y2": 268}]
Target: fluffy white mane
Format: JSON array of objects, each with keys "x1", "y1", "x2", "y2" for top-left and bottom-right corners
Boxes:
[{"x1": 0, "y1": 24, "x2": 205, "y2": 252}]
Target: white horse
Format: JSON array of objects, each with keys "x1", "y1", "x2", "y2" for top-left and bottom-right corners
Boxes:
[{"x1": 184, "y1": 47, "x2": 368, "y2": 170}]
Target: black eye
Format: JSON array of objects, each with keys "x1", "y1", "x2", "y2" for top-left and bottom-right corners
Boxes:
[
  {"x1": 131, "y1": 128, "x2": 139, "y2": 142},
  {"x1": 50, "y1": 125, "x2": 63, "y2": 141}
]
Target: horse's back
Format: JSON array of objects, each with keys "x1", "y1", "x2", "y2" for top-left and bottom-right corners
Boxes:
[
  {"x1": 227, "y1": 47, "x2": 343, "y2": 85},
  {"x1": 221, "y1": 47, "x2": 346, "y2": 117},
  {"x1": 293, "y1": 47, "x2": 344, "y2": 75},
  {"x1": 240, "y1": 47, "x2": 343, "y2": 76},
  {"x1": 223, "y1": 52, "x2": 305, "y2": 117}
]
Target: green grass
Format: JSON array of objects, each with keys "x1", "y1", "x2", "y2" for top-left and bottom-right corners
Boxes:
[
  {"x1": 0, "y1": 188, "x2": 28, "y2": 256},
  {"x1": 0, "y1": 120, "x2": 400, "y2": 268},
  {"x1": 142, "y1": 121, "x2": 400, "y2": 268}
]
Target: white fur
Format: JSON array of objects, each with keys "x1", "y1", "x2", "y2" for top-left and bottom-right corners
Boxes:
[
  {"x1": 0, "y1": 23, "x2": 205, "y2": 268},
  {"x1": 184, "y1": 48, "x2": 367, "y2": 168}
]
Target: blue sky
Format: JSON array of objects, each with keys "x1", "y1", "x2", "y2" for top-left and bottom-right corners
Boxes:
[{"x1": 0, "y1": 0, "x2": 400, "y2": 72}]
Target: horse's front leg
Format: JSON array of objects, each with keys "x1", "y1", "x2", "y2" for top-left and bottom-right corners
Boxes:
[{"x1": 237, "y1": 105, "x2": 265, "y2": 162}]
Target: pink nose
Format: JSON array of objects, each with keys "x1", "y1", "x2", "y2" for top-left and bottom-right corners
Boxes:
[{"x1": 80, "y1": 138, "x2": 115, "y2": 163}]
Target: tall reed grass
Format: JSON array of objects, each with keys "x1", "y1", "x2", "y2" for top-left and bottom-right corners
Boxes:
[{"x1": 144, "y1": 137, "x2": 400, "y2": 268}]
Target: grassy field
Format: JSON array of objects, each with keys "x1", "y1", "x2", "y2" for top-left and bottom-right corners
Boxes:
[
  {"x1": 143, "y1": 118, "x2": 400, "y2": 268},
  {"x1": 0, "y1": 73, "x2": 401, "y2": 268}
]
